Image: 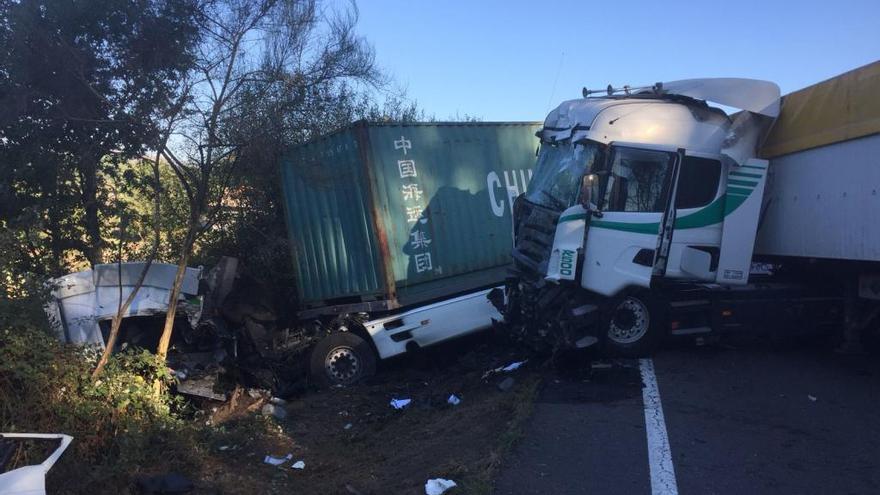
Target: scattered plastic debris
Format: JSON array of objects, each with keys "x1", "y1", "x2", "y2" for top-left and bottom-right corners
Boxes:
[
  {"x1": 425, "y1": 478, "x2": 457, "y2": 495},
  {"x1": 263, "y1": 453, "x2": 292, "y2": 466},
  {"x1": 501, "y1": 361, "x2": 525, "y2": 372},
  {"x1": 497, "y1": 377, "x2": 515, "y2": 392},
  {"x1": 390, "y1": 398, "x2": 412, "y2": 410},
  {"x1": 291, "y1": 460, "x2": 306, "y2": 470},
  {"x1": 482, "y1": 360, "x2": 527, "y2": 379},
  {"x1": 808, "y1": 395, "x2": 818, "y2": 402},
  {"x1": 447, "y1": 394, "x2": 461, "y2": 406}
]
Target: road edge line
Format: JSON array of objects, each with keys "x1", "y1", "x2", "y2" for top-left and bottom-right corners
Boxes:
[{"x1": 639, "y1": 358, "x2": 679, "y2": 495}]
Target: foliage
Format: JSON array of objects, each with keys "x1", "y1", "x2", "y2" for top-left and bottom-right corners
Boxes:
[
  {"x1": 0, "y1": 321, "x2": 195, "y2": 491},
  {"x1": 0, "y1": 0, "x2": 201, "y2": 276}
]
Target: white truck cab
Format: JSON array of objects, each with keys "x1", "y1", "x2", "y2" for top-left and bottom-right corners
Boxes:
[{"x1": 501, "y1": 79, "x2": 787, "y2": 354}]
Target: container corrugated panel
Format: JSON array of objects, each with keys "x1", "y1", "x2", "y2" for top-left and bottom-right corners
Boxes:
[
  {"x1": 279, "y1": 129, "x2": 383, "y2": 304},
  {"x1": 280, "y1": 121, "x2": 541, "y2": 309}
]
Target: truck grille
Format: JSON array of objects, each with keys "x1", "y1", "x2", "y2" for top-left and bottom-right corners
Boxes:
[{"x1": 511, "y1": 201, "x2": 560, "y2": 277}]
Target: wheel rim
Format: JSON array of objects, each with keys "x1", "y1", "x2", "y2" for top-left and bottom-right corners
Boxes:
[
  {"x1": 608, "y1": 297, "x2": 650, "y2": 344},
  {"x1": 325, "y1": 346, "x2": 360, "y2": 383}
]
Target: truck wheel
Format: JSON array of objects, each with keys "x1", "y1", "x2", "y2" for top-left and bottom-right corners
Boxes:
[
  {"x1": 602, "y1": 292, "x2": 663, "y2": 357},
  {"x1": 309, "y1": 332, "x2": 377, "y2": 387}
]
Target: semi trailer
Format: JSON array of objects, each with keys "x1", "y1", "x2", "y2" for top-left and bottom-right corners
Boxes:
[{"x1": 495, "y1": 61, "x2": 880, "y2": 356}]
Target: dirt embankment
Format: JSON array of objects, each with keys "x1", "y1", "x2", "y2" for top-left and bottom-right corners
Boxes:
[{"x1": 192, "y1": 337, "x2": 541, "y2": 495}]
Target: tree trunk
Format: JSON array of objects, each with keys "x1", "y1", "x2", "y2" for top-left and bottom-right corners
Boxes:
[
  {"x1": 156, "y1": 223, "x2": 197, "y2": 361},
  {"x1": 80, "y1": 153, "x2": 104, "y2": 266}
]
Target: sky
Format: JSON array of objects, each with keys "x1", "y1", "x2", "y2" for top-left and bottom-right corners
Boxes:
[{"x1": 348, "y1": 0, "x2": 880, "y2": 121}]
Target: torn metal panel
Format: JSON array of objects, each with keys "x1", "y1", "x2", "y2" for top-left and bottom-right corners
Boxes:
[
  {"x1": 46, "y1": 263, "x2": 202, "y2": 346},
  {"x1": 176, "y1": 373, "x2": 226, "y2": 401},
  {"x1": 660, "y1": 78, "x2": 781, "y2": 117}
]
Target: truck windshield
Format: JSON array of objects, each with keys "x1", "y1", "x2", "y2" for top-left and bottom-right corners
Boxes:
[{"x1": 525, "y1": 141, "x2": 603, "y2": 210}]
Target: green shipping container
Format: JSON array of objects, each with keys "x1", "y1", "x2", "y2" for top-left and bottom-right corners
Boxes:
[{"x1": 279, "y1": 121, "x2": 541, "y2": 317}]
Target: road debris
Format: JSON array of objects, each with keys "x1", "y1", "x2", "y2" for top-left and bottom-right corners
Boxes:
[
  {"x1": 447, "y1": 394, "x2": 461, "y2": 406},
  {"x1": 502, "y1": 361, "x2": 526, "y2": 372},
  {"x1": 390, "y1": 398, "x2": 412, "y2": 410},
  {"x1": 425, "y1": 478, "x2": 457, "y2": 495},
  {"x1": 482, "y1": 360, "x2": 527, "y2": 379},
  {"x1": 808, "y1": 395, "x2": 818, "y2": 402},
  {"x1": 263, "y1": 453, "x2": 292, "y2": 466},
  {"x1": 344, "y1": 423, "x2": 353, "y2": 430},
  {"x1": 291, "y1": 460, "x2": 306, "y2": 470}
]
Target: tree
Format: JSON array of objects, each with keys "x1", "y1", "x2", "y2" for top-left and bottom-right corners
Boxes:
[
  {"x1": 92, "y1": 152, "x2": 163, "y2": 378},
  {"x1": 0, "y1": 0, "x2": 200, "y2": 277},
  {"x1": 155, "y1": 0, "x2": 384, "y2": 359}
]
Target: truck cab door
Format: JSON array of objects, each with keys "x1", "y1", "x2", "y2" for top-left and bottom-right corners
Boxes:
[{"x1": 579, "y1": 144, "x2": 681, "y2": 297}]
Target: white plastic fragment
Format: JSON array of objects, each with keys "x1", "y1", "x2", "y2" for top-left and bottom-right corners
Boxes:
[
  {"x1": 808, "y1": 395, "x2": 817, "y2": 402},
  {"x1": 425, "y1": 478, "x2": 457, "y2": 495},
  {"x1": 263, "y1": 453, "x2": 292, "y2": 466},
  {"x1": 291, "y1": 460, "x2": 305, "y2": 470},
  {"x1": 344, "y1": 423, "x2": 353, "y2": 430},
  {"x1": 390, "y1": 398, "x2": 412, "y2": 410},
  {"x1": 501, "y1": 361, "x2": 525, "y2": 372},
  {"x1": 447, "y1": 394, "x2": 461, "y2": 406},
  {"x1": 482, "y1": 360, "x2": 528, "y2": 379}
]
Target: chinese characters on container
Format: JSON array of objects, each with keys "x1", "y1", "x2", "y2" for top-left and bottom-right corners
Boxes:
[{"x1": 394, "y1": 136, "x2": 433, "y2": 274}]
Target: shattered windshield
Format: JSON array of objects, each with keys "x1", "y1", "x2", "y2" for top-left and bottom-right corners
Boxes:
[{"x1": 525, "y1": 141, "x2": 603, "y2": 211}]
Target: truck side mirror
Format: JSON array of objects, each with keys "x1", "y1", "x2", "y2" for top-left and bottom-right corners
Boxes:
[{"x1": 580, "y1": 174, "x2": 598, "y2": 207}]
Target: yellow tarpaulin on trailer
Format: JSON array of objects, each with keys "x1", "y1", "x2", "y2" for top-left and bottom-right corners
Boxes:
[{"x1": 760, "y1": 60, "x2": 880, "y2": 158}]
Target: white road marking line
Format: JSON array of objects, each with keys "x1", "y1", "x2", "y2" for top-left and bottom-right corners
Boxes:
[{"x1": 639, "y1": 358, "x2": 679, "y2": 495}]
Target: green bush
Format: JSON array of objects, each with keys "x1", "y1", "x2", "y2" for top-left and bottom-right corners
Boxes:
[{"x1": 0, "y1": 317, "x2": 199, "y2": 493}]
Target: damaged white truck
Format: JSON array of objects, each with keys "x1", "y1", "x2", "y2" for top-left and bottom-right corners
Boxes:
[{"x1": 494, "y1": 62, "x2": 880, "y2": 356}]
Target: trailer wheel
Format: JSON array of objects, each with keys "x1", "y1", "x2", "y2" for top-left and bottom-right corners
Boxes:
[
  {"x1": 309, "y1": 332, "x2": 377, "y2": 387},
  {"x1": 603, "y1": 292, "x2": 664, "y2": 357}
]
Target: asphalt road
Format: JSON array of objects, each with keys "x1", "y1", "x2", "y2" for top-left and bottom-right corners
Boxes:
[{"x1": 494, "y1": 341, "x2": 880, "y2": 494}]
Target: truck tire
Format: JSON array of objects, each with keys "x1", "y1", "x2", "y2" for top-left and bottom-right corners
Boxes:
[
  {"x1": 309, "y1": 331, "x2": 377, "y2": 387},
  {"x1": 602, "y1": 292, "x2": 664, "y2": 357}
]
